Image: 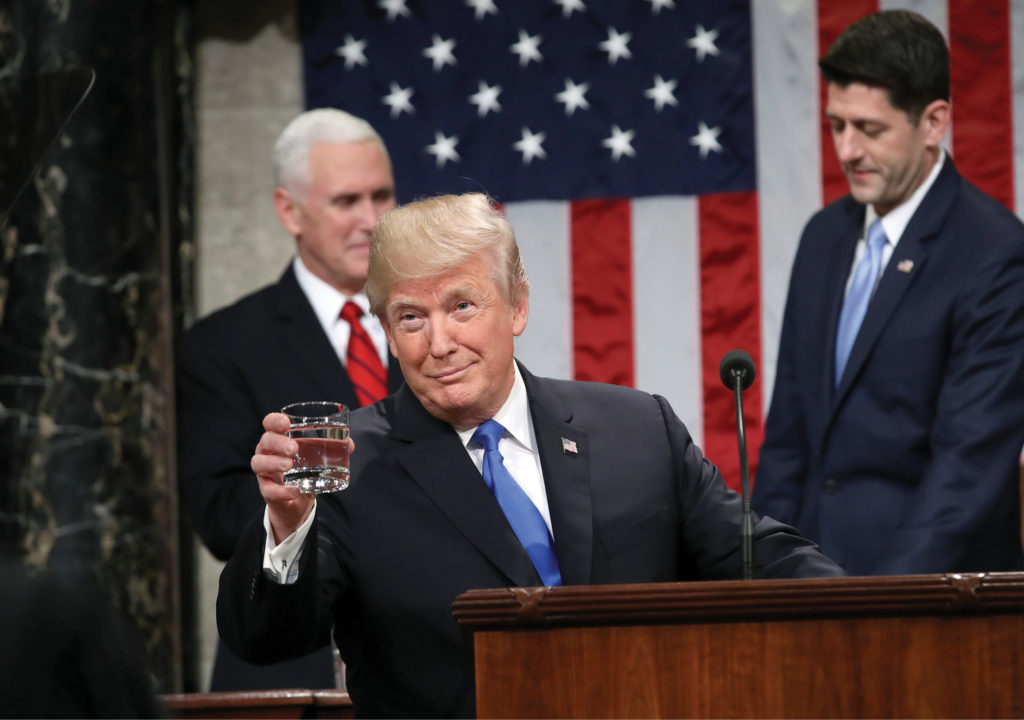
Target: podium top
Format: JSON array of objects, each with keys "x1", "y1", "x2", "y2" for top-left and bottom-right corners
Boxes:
[{"x1": 453, "y1": 572, "x2": 1024, "y2": 630}]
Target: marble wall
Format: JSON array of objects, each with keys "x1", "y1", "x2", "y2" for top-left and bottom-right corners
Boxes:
[
  {"x1": 2, "y1": 0, "x2": 308, "y2": 693},
  {"x1": 0, "y1": 0, "x2": 192, "y2": 693}
]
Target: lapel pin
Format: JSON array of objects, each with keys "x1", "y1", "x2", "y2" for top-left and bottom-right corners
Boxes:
[
  {"x1": 561, "y1": 437, "x2": 578, "y2": 454},
  {"x1": 896, "y1": 259, "x2": 914, "y2": 273}
]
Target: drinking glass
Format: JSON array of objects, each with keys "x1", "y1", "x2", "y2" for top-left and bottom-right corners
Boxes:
[{"x1": 281, "y1": 401, "x2": 350, "y2": 494}]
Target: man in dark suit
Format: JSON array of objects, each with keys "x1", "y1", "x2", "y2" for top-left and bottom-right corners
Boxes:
[
  {"x1": 178, "y1": 109, "x2": 403, "y2": 689},
  {"x1": 217, "y1": 193, "x2": 844, "y2": 717},
  {"x1": 753, "y1": 10, "x2": 1024, "y2": 576}
]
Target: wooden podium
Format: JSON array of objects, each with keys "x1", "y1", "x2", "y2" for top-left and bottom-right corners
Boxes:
[{"x1": 453, "y1": 572, "x2": 1024, "y2": 718}]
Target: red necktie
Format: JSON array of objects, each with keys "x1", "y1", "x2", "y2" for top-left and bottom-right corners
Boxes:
[{"x1": 340, "y1": 301, "x2": 388, "y2": 406}]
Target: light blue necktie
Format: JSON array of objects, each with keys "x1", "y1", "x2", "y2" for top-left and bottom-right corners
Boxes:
[
  {"x1": 472, "y1": 419, "x2": 562, "y2": 587},
  {"x1": 834, "y1": 218, "x2": 887, "y2": 386}
]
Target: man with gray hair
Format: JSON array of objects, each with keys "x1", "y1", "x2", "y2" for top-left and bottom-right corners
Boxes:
[
  {"x1": 178, "y1": 108, "x2": 404, "y2": 690},
  {"x1": 218, "y1": 193, "x2": 843, "y2": 716}
]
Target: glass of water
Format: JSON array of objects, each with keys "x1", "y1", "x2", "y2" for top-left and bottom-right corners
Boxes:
[{"x1": 280, "y1": 401, "x2": 350, "y2": 494}]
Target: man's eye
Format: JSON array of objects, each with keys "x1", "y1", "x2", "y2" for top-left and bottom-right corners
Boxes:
[{"x1": 455, "y1": 301, "x2": 471, "y2": 311}]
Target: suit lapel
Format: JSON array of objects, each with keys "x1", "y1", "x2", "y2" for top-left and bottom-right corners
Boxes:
[
  {"x1": 391, "y1": 386, "x2": 543, "y2": 588},
  {"x1": 831, "y1": 160, "x2": 958, "y2": 410},
  {"x1": 273, "y1": 266, "x2": 356, "y2": 401},
  {"x1": 520, "y1": 364, "x2": 594, "y2": 586}
]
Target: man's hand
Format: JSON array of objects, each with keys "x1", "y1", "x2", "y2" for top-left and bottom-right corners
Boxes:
[{"x1": 251, "y1": 413, "x2": 314, "y2": 543}]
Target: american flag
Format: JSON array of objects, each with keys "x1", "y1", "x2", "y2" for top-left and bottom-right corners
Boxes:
[{"x1": 301, "y1": 0, "x2": 1024, "y2": 490}]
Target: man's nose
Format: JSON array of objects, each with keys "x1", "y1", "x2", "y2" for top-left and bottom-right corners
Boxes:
[
  {"x1": 427, "y1": 317, "x2": 458, "y2": 357},
  {"x1": 834, "y1": 128, "x2": 863, "y2": 164}
]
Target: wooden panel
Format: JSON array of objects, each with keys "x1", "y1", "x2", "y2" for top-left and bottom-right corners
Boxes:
[
  {"x1": 457, "y1": 573, "x2": 1024, "y2": 718},
  {"x1": 473, "y1": 615, "x2": 1024, "y2": 718}
]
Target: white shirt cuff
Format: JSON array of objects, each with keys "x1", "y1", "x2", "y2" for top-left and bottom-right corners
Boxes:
[{"x1": 261, "y1": 503, "x2": 317, "y2": 585}]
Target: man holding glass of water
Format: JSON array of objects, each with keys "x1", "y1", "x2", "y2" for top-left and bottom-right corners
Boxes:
[{"x1": 218, "y1": 193, "x2": 843, "y2": 717}]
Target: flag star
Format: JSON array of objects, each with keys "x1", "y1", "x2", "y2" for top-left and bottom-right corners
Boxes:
[
  {"x1": 382, "y1": 82, "x2": 415, "y2": 117},
  {"x1": 644, "y1": 74, "x2": 678, "y2": 111},
  {"x1": 335, "y1": 34, "x2": 368, "y2": 70},
  {"x1": 645, "y1": 0, "x2": 675, "y2": 13},
  {"x1": 423, "y1": 34, "x2": 457, "y2": 71},
  {"x1": 555, "y1": 78, "x2": 590, "y2": 115},
  {"x1": 377, "y1": 0, "x2": 410, "y2": 21},
  {"x1": 602, "y1": 124, "x2": 635, "y2": 161},
  {"x1": 426, "y1": 131, "x2": 460, "y2": 167},
  {"x1": 510, "y1": 29, "x2": 543, "y2": 67},
  {"x1": 513, "y1": 127, "x2": 547, "y2": 164},
  {"x1": 469, "y1": 81, "x2": 502, "y2": 117},
  {"x1": 687, "y1": 24, "x2": 720, "y2": 62},
  {"x1": 690, "y1": 121, "x2": 723, "y2": 158},
  {"x1": 599, "y1": 27, "x2": 633, "y2": 65},
  {"x1": 466, "y1": 0, "x2": 498, "y2": 20},
  {"x1": 553, "y1": 0, "x2": 586, "y2": 17}
]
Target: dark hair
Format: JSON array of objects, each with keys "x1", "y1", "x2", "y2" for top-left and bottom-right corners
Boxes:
[{"x1": 819, "y1": 10, "x2": 949, "y2": 122}]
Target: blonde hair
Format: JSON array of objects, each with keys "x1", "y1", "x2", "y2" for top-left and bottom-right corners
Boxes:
[{"x1": 366, "y1": 193, "x2": 529, "y2": 317}]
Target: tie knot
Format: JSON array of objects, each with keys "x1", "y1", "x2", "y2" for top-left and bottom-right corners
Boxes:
[
  {"x1": 340, "y1": 301, "x2": 363, "y2": 324},
  {"x1": 866, "y1": 219, "x2": 887, "y2": 253},
  {"x1": 472, "y1": 419, "x2": 506, "y2": 452}
]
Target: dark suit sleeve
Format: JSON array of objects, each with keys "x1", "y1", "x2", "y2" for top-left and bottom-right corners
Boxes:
[
  {"x1": 178, "y1": 319, "x2": 267, "y2": 560},
  {"x1": 874, "y1": 241, "x2": 1024, "y2": 574},
  {"x1": 216, "y1": 513, "x2": 335, "y2": 665},
  {"x1": 752, "y1": 235, "x2": 811, "y2": 527},
  {"x1": 659, "y1": 396, "x2": 844, "y2": 579}
]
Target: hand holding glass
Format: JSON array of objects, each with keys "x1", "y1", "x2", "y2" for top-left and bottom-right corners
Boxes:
[{"x1": 281, "y1": 401, "x2": 350, "y2": 494}]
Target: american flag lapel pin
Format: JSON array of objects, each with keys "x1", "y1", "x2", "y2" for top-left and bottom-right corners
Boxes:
[
  {"x1": 896, "y1": 259, "x2": 914, "y2": 273},
  {"x1": 561, "y1": 437, "x2": 578, "y2": 454}
]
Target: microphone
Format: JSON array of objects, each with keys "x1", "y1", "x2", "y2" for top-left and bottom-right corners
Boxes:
[{"x1": 720, "y1": 349, "x2": 756, "y2": 580}]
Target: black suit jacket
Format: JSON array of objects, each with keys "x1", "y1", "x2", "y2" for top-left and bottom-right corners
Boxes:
[
  {"x1": 218, "y1": 364, "x2": 842, "y2": 717},
  {"x1": 178, "y1": 264, "x2": 403, "y2": 689},
  {"x1": 754, "y1": 159, "x2": 1024, "y2": 575}
]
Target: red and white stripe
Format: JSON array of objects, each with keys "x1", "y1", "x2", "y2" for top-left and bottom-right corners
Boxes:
[{"x1": 509, "y1": 0, "x2": 1024, "y2": 491}]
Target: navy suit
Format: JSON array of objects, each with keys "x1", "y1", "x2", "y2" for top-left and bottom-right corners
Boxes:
[
  {"x1": 178, "y1": 263, "x2": 403, "y2": 689},
  {"x1": 217, "y1": 364, "x2": 843, "y2": 717},
  {"x1": 754, "y1": 159, "x2": 1024, "y2": 576}
]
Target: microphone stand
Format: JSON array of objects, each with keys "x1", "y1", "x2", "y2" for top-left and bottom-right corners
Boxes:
[{"x1": 730, "y1": 373, "x2": 754, "y2": 581}]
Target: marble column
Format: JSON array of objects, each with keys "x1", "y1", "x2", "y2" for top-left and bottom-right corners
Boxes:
[{"x1": 0, "y1": 0, "x2": 194, "y2": 692}]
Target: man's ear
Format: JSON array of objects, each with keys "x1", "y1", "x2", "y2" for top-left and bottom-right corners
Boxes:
[
  {"x1": 511, "y1": 293, "x2": 529, "y2": 338},
  {"x1": 273, "y1": 187, "x2": 303, "y2": 236},
  {"x1": 920, "y1": 98, "x2": 951, "y2": 148}
]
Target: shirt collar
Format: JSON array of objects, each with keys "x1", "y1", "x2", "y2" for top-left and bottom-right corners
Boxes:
[
  {"x1": 456, "y1": 363, "x2": 534, "y2": 452},
  {"x1": 292, "y1": 255, "x2": 370, "y2": 326},
  {"x1": 867, "y1": 148, "x2": 945, "y2": 245}
]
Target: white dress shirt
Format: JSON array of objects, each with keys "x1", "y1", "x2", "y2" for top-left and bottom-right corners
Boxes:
[
  {"x1": 843, "y1": 150, "x2": 945, "y2": 296},
  {"x1": 292, "y1": 256, "x2": 389, "y2": 368}
]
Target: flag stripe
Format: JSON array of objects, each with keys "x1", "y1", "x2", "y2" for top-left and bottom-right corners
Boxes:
[
  {"x1": 699, "y1": 191, "x2": 763, "y2": 490},
  {"x1": 752, "y1": 0, "x2": 820, "y2": 414},
  {"x1": 949, "y1": 0, "x2": 1015, "y2": 209},
  {"x1": 571, "y1": 199, "x2": 634, "y2": 387},
  {"x1": 1014, "y1": 0, "x2": 1024, "y2": 217},
  {"x1": 507, "y1": 201, "x2": 573, "y2": 381},
  {"x1": 632, "y1": 196, "x2": 703, "y2": 447}
]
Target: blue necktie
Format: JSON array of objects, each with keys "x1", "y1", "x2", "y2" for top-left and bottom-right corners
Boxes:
[
  {"x1": 472, "y1": 419, "x2": 562, "y2": 587},
  {"x1": 834, "y1": 218, "x2": 888, "y2": 386}
]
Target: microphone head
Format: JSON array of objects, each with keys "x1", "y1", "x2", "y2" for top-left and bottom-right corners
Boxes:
[{"x1": 720, "y1": 349, "x2": 756, "y2": 391}]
